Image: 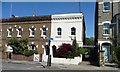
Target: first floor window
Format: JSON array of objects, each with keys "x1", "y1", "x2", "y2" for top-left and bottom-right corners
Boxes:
[
  {"x1": 29, "y1": 26, "x2": 36, "y2": 37},
  {"x1": 57, "y1": 27, "x2": 62, "y2": 35},
  {"x1": 40, "y1": 25, "x2": 48, "y2": 39},
  {"x1": 103, "y1": 23, "x2": 110, "y2": 34},
  {"x1": 16, "y1": 26, "x2": 23, "y2": 37},
  {"x1": 7, "y1": 27, "x2": 13, "y2": 37},
  {"x1": 71, "y1": 27, "x2": 76, "y2": 35},
  {"x1": 43, "y1": 28, "x2": 46, "y2": 35}
]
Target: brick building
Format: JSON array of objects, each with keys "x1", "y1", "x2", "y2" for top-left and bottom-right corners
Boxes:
[{"x1": 95, "y1": 0, "x2": 120, "y2": 62}]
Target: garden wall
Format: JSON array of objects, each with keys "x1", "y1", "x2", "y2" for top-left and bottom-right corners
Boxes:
[
  {"x1": 52, "y1": 55, "x2": 82, "y2": 65},
  {"x1": 2, "y1": 52, "x2": 42, "y2": 61}
]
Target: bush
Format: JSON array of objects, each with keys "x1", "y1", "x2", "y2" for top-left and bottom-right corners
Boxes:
[
  {"x1": 54, "y1": 43, "x2": 74, "y2": 58},
  {"x1": 8, "y1": 38, "x2": 28, "y2": 54},
  {"x1": 114, "y1": 46, "x2": 120, "y2": 62},
  {"x1": 23, "y1": 50, "x2": 38, "y2": 57},
  {"x1": 77, "y1": 47, "x2": 86, "y2": 56}
]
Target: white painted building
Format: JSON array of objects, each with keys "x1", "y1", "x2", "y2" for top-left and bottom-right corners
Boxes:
[{"x1": 48, "y1": 13, "x2": 85, "y2": 64}]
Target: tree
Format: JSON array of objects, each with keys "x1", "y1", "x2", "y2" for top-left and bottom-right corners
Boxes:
[
  {"x1": 85, "y1": 37, "x2": 94, "y2": 45},
  {"x1": 72, "y1": 39, "x2": 78, "y2": 57},
  {"x1": 8, "y1": 38, "x2": 28, "y2": 54}
]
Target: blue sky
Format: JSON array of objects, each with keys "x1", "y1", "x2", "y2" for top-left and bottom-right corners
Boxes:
[{"x1": 2, "y1": 2, "x2": 96, "y2": 38}]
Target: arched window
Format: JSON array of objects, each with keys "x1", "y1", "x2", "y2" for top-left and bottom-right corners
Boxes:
[
  {"x1": 71, "y1": 27, "x2": 76, "y2": 35},
  {"x1": 16, "y1": 26, "x2": 23, "y2": 37},
  {"x1": 29, "y1": 26, "x2": 36, "y2": 37},
  {"x1": 57, "y1": 27, "x2": 62, "y2": 35},
  {"x1": 7, "y1": 27, "x2": 13, "y2": 37},
  {"x1": 40, "y1": 25, "x2": 48, "y2": 39},
  {"x1": 43, "y1": 28, "x2": 47, "y2": 35},
  {"x1": 103, "y1": 23, "x2": 110, "y2": 34}
]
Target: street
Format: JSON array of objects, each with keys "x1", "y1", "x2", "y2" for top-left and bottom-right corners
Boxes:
[
  {"x1": 1, "y1": 60, "x2": 120, "y2": 71},
  {"x1": 2, "y1": 61, "x2": 49, "y2": 70}
]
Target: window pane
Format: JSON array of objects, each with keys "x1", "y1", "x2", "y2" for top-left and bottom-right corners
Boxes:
[
  {"x1": 43, "y1": 31, "x2": 46, "y2": 35},
  {"x1": 9, "y1": 29, "x2": 12, "y2": 35},
  {"x1": 103, "y1": 23, "x2": 110, "y2": 29},
  {"x1": 57, "y1": 28, "x2": 62, "y2": 35},
  {"x1": 103, "y1": 23, "x2": 110, "y2": 34},
  {"x1": 32, "y1": 31, "x2": 34, "y2": 35},
  {"x1": 104, "y1": 30, "x2": 110, "y2": 34},
  {"x1": 104, "y1": 2, "x2": 110, "y2": 6},
  {"x1": 103, "y1": 2, "x2": 110, "y2": 11},
  {"x1": 31, "y1": 28, "x2": 35, "y2": 35},
  {"x1": 43, "y1": 28, "x2": 46, "y2": 35},
  {"x1": 104, "y1": 7, "x2": 110, "y2": 10},
  {"x1": 71, "y1": 27, "x2": 76, "y2": 35}
]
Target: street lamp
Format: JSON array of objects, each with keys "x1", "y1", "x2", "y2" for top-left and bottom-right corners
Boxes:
[{"x1": 46, "y1": 37, "x2": 53, "y2": 66}]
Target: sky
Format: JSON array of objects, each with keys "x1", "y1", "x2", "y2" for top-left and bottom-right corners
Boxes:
[{"x1": 2, "y1": 2, "x2": 96, "y2": 38}]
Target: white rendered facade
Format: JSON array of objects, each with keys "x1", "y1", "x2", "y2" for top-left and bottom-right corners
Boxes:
[{"x1": 50, "y1": 13, "x2": 85, "y2": 59}]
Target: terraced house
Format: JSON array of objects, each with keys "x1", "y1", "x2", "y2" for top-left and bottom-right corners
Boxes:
[
  {"x1": 2, "y1": 13, "x2": 86, "y2": 62},
  {"x1": 95, "y1": 0, "x2": 120, "y2": 63}
]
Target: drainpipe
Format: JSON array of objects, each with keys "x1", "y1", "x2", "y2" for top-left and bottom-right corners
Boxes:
[{"x1": 116, "y1": 16, "x2": 119, "y2": 46}]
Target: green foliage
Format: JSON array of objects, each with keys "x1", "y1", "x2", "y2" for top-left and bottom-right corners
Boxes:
[
  {"x1": 113, "y1": 46, "x2": 120, "y2": 62},
  {"x1": 77, "y1": 47, "x2": 86, "y2": 55},
  {"x1": 8, "y1": 38, "x2": 28, "y2": 55},
  {"x1": 72, "y1": 39, "x2": 78, "y2": 57},
  {"x1": 112, "y1": 51, "x2": 118, "y2": 62},
  {"x1": 23, "y1": 50, "x2": 38, "y2": 57},
  {"x1": 66, "y1": 51, "x2": 74, "y2": 59},
  {"x1": 85, "y1": 37, "x2": 94, "y2": 45}
]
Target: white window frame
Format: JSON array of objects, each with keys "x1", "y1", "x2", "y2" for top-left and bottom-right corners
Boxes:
[
  {"x1": 7, "y1": 27, "x2": 13, "y2": 37},
  {"x1": 16, "y1": 26, "x2": 23, "y2": 37},
  {"x1": 71, "y1": 27, "x2": 76, "y2": 36},
  {"x1": 55, "y1": 27, "x2": 62, "y2": 38},
  {"x1": 29, "y1": 26, "x2": 36, "y2": 37},
  {"x1": 102, "y1": 21, "x2": 111, "y2": 36},
  {"x1": 69, "y1": 27, "x2": 76, "y2": 40},
  {"x1": 103, "y1": 2, "x2": 110, "y2": 12},
  {"x1": 40, "y1": 25, "x2": 48, "y2": 39}
]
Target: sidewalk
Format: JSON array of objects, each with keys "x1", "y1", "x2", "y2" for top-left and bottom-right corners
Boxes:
[{"x1": 2, "y1": 59, "x2": 119, "y2": 70}]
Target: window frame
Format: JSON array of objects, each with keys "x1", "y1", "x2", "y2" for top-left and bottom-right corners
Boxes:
[
  {"x1": 103, "y1": 2, "x2": 110, "y2": 12},
  {"x1": 71, "y1": 27, "x2": 76, "y2": 35},
  {"x1": 57, "y1": 27, "x2": 62, "y2": 36},
  {"x1": 103, "y1": 22, "x2": 110, "y2": 35},
  {"x1": 29, "y1": 27, "x2": 36, "y2": 37},
  {"x1": 7, "y1": 27, "x2": 13, "y2": 37},
  {"x1": 16, "y1": 27, "x2": 23, "y2": 37}
]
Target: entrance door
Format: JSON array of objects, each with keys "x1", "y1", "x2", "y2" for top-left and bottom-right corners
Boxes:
[{"x1": 102, "y1": 46, "x2": 110, "y2": 62}]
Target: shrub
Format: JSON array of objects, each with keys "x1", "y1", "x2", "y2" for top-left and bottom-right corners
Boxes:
[
  {"x1": 77, "y1": 47, "x2": 86, "y2": 56},
  {"x1": 72, "y1": 39, "x2": 78, "y2": 57},
  {"x1": 114, "y1": 46, "x2": 120, "y2": 62},
  {"x1": 55, "y1": 43, "x2": 74, "y2": 58},
  {"x1": 8, "y1": 38, "x2": 28, "y2": 54},
  {"x1": 23, "y1": 50, "x2": 38, "y2": 57}
]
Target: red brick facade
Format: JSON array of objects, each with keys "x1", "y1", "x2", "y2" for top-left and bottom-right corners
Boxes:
[{"x1": 2, "y1": 16, "x2": 51, "y2": 60}]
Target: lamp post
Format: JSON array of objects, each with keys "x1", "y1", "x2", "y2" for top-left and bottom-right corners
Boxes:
[{"x1": 47, "y1": 37, "x2": 53, "y2": 66}]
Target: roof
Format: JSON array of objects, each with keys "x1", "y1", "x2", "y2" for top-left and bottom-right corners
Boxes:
[{"x1": 2, "y1": 15, "x2": 51, "y2": 23}]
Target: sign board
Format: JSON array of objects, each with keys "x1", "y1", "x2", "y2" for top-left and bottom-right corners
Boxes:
[
  {"x1": 33, "y1": 54, "x2": 39, "y2": 62},
  {"x1": 48, "y1": 38, "x2": 53, "y2": 40},
  {"x1": 6, "y1": 46, "x2": 13, "y2": 52}
]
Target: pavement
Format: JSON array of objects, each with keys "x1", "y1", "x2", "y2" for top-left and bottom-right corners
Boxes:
[{"x1": 2, "y1": 59, "x2": 120, "y2": 70}]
